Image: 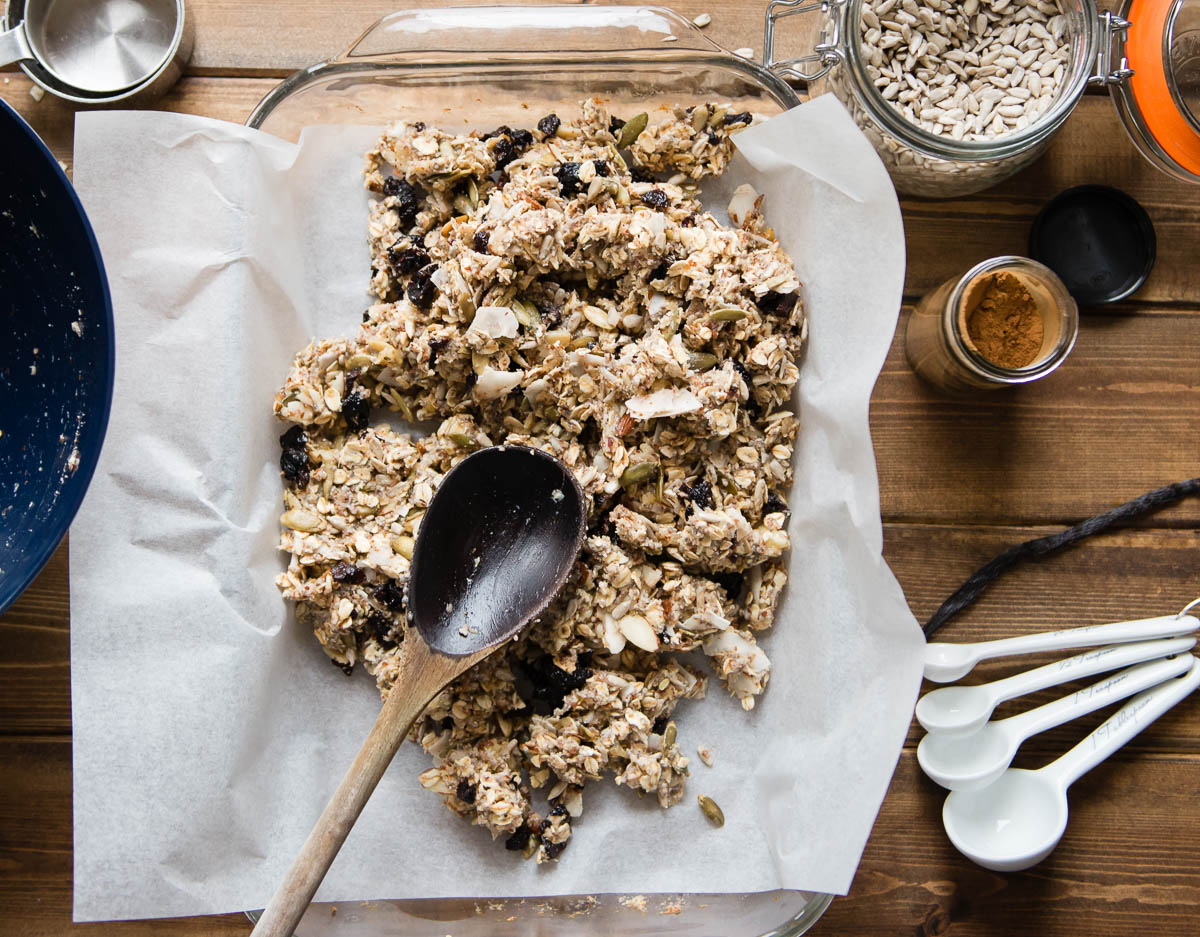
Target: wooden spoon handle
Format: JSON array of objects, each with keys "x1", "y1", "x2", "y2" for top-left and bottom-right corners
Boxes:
[{"x1": 250, "y1": 636, "x2": 488, "y2": 937}]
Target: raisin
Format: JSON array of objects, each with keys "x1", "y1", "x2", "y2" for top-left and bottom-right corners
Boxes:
[
  {"x1": 712, "y1": 570, "x2": 744, "y2": 601},
  {"x1": 756, "y1": 291, "x2": 799, "y2": 318},
  {"x1": 473, "y1": 229, "x2": 490, "y2": 254},
  {"x1": 652, "y1": 715, "x2": 669, "y2": 734},
  {"x1": 683, "y1": 478, "x2": 714, "y2": 509},
  {"x1": 707, "y1": 131, "x2": 720, "y2": 145},
  {"x1": 480, "y1": 125, "x2": 512, "y2": 141},
  {"x1": 330, "y1": 562, "x2": 365, "y2": 584},
  {"x1": 407, "y1": 264, "x2": 438, "y2": 308},
  {"x1": 731, "y1": 359, "x2": 752, "y2": 388},
  {"x1": 609, "y1": 115, "x2": 624, "y2": 135},
  {"x1": 382, "y1": 177, "x2": 420, "y2": 228},
  {"x1": 412, "y1": 121, "x2": 426, "y2": 132},
  {"x1": 537, "y1": 114, "x2": 561, "y2": 137},
  {"x1": 279, "y1": 425, "x2": 307, "y2": 450},
  {"x1": 554, "y1": 162, "x2": 583, "y2": 196},
  {"x1": 542, "y1": 840, "x2": 567, "y2": 860},
  {"x1": 593, "y1": 160, "x2": 610, "y2": 177},
  {"x1": 365, "y1": 612, "x2": 397, "y2": 648},
  {"x1": 333, "y1": 658, "x2": 354, "y2": 676},
  {"x1": 491, "y1": 136, "x2": 517, "y2": 169},
  {"x1": 540, "y1": 304, "x2": 563, "y2": 329},
  {"x1": 504, "y1": 823, "x2": 531, "y2": 851},
  {"x1": 280, "y1": 447, "x2": 310, "y2": 488},
  {"x1": 512, "y1": 656, "x2": 590, "y2": 715},
  {"x1": 428, "y1": 338, "x2": 448, "y2": 371},
  {"x1": 549, "y1": 802, "x2": 568, "y2": 818},
  {"x1": 342, "y1": 388, "x2": 369, "y2": 432},
  {"x1": 389, "y1": 245, "x2": 429, "y2": 274},
  {"x1": 640, "y1": 189, "x2": 669, "y2": 210},
  {"x1": 511, "y1": 128, "x2": 533, "y2": 149},
  {"x1": 764, "y1": 491, "x2": 789, "y2": 515},
  {"x1": 456, "y1": 780, "x2": 478, "y2": 805},
  {"x1": 724, "y1": 112, "x2": 753, "y2": 127},
  {"x1": 374, "y1": 579, "x2": 406, "y2": 612}
]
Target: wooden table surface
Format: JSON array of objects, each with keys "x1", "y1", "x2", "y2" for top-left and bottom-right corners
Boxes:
[{"x1": 3, "y1": 1, "x2": 1199, "y2": 934}]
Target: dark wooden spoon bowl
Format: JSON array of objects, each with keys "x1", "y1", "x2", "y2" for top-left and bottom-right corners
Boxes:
[{"x1": 251, "y1": 445, "x2": 586, "y2": 937}]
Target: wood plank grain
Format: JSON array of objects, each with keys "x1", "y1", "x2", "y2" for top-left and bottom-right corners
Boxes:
[
  {"x1": 873, "y1": 306, "x2": 1200, "y2": 526},
  {"x1": 3, "y1": 738, "x2": 1197, "y2": 936},
  {"x1": 819, "y1": 751, "x2": 1200, "y2": 937}
]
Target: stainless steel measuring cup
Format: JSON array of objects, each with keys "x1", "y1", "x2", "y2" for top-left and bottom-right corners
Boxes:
[{"x1": 1, "y1": 0, "x2": 192, "y2": 103}]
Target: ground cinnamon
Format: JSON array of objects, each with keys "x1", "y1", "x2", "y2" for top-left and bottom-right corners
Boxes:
[{"x1": 964, "y1": 271, "x2": 1043, "y2": 369}]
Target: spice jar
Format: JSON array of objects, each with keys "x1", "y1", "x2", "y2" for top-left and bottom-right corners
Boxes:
[{"x1": 905, "y1": 256, "x2": 1079, "y2": 393}]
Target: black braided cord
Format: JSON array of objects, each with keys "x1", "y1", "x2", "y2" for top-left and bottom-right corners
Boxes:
[{"x1": 924, "y1": 478, "x2": 1200, "y2": 638}]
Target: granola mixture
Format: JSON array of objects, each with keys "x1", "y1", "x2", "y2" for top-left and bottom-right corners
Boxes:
[{"x1": 273, "y1": 99, "x2": 805, "y2": 862}]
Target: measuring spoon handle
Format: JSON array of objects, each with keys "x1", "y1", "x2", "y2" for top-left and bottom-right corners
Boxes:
[
  {"x1": 1044, "y1": 656, "x2": 1200, "y2": 790},
  {"x1": 970, "y1": 614, "x2": 1197, "y2": 667},
  {"x1": 986, "y1": 636, "x2": 1197, "y2": 708},
  {"x1": 1007, "y1": 651, "x2": 1196, "y2": 740}
]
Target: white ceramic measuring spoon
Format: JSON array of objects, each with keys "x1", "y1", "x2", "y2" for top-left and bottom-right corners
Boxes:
[
  {"x1": 915, "y1": 635, "x2": 1196, "y2": 737},
  {"x1": 924, "y1": 611, "x2": 1198, "y2": 683},
  {"x1": 918, "y1": 649, "x2": 1195, "y2": 790},
  {"x1": 942, "y1": 655, "x2": 1200, "y2": 872}
]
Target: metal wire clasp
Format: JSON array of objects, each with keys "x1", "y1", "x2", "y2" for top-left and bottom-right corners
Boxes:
[
  {"x1": 764, "y1": 0, "x2": 846, "y2": 83},
  {"x1": 1090, "y1": 11, "x2": 1135, "y2": 86},
  {"x1": 1178, "y1": 597, "x2": 1200, "y2": 619}
]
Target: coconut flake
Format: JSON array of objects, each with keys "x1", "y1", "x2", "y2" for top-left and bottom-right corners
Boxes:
[
  {"x1": 470, "y1": 305, "x2": 519, "y2": 339},
  {"x1": 626, "y1": 387, "x2": 702, "y2": 421},
  {"x1": 474, "y1": 367, "x2": 523, "y2": 400},
  {"x1": 727, "y1": 183, "x2": 759, "y2": 227},
  {"x1": 617, "y1": 614, "x2": 660, "y2": 652}
]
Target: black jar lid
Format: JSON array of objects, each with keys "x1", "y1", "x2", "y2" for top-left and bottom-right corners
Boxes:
[{"x1": 1028, "y1": 185, "x2": 1156, "y2": 306}]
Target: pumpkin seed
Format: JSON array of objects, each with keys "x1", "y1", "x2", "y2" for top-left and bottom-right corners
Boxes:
[
  {"x1": 691, "y1": 105, "x2": 711, "y2": 132},
  {"x1": 687, "y1": 351, "x2": 718, "y2": 370},
  {"x1": 711, "y1": 308, "x2": 747, "y2": 322},
  {"x1": 664, "y1": 721, "x2": 677, "y2": 747},
  {"x1": 545, "y1": 329, "x2": 572, "y2": 345},
  {"x1": 708, "y1": 106, "x2": 727, "y2": 129},
  {"x1": 467, "y1": 176, "x2": 479, "y2": 208},
  {"x1": 281, "y1": 509, "x2": 322, "y2": 532},
  {"x1": 472, "y1": 352, "x2": 491, "y2": 375},
  {"x1": 344, "y1": 353, "x2": 373, "y2": 369},
  {"x1": 448, "y1": 432, "x2": 477, "y2": 449},
  {"x1": 698, "y1": 794, "x2": 725, "y2": 827},
  {"x1": 617, "y1": 112, "x2": 649, "y2": 148},
  {"x1": 619, "y1": 462, "x2": 659, "y2": 487}
]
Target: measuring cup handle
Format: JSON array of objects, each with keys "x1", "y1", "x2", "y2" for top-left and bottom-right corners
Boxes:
[
  {"x1": 1048, "y1": 656, "x2": 1200, "y2": 789},
  {"x1": 0, "y1": 23, "x2": 34, "y2": 68}
]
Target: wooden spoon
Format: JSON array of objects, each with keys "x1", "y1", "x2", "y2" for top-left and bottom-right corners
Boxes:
[{"x1": 251, "y1": 445, "x2": 586, "y2": 937}]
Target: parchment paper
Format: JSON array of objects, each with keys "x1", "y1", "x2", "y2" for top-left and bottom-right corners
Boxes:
[{"x1": 69, "y1": 95, "x2": 925, "y2": 922}]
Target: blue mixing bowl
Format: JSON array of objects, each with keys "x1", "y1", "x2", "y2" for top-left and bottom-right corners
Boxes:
[{"x1": 1, "y1": 98, "x2": 114, "y2": 614}]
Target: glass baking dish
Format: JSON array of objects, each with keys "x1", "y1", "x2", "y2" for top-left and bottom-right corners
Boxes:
[{"x1": 245, "y1": 7, "x2": 831, "y2": 935}]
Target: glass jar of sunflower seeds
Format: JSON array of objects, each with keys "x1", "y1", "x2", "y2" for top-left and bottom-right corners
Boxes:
[{"x1": 764, "y1": 0, "x2": 1133, "y2": 196}]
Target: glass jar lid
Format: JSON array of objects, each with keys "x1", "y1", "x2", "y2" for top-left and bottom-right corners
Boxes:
[{"x1": 1116, "y1": 0, "x2": 1200, "y2": 181}]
